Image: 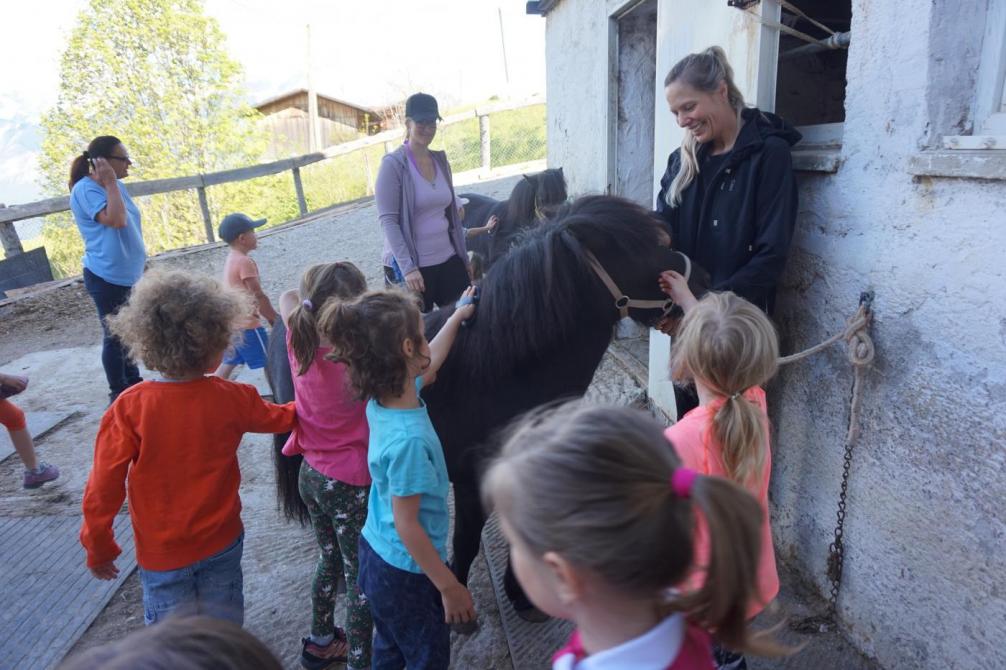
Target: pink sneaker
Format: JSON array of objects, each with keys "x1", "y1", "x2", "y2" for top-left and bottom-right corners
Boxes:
[{"x1": 24, "y1": 463, "x2": 59, "y2": 489}]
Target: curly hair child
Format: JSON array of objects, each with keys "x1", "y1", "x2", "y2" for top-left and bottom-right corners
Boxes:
[{"x1": 80, "y1": 270, "x2": 296, "y2": 627}]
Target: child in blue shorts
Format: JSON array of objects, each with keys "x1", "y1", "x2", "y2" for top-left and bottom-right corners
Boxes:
[
  {"x1": 322, "y1": 286, "x2": 478, "y2": 670},
  {"x1": 215, "y1": 212, "x2": 277, "y2": 379}
]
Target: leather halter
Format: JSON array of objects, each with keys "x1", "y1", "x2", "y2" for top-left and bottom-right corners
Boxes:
[{"x1": 583, "y1": 249, "x2": 691, "y2": 320}]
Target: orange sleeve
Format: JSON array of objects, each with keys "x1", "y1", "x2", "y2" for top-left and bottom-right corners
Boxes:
[
  {"x1": 80, "y1": 405, "x2": 139, "y2": 568},
  {"x1": 240, "y1": 384, "x2": 296, "y2": 434},
  {"x1": 664, "y1": 419, "x2": 706, "y2": 473}
]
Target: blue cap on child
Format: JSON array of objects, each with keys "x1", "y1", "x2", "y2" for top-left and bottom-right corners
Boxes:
[{"x1": 218, "y1": 212, "x2": 266, "y2": 243}]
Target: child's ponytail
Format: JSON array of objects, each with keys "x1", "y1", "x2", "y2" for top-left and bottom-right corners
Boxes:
[
  {"x1": 678, "y1": 473, "x2": 773, "y2": 654},
  {"x1": 671, "y1": 291, "x2": 779, "y2": 484},
  {"x1": 289, "y1": 262, "x2": 367, "y2": 376},
  {"x1": 712, "y1": 394, "x2": 769, "y2": 485}
]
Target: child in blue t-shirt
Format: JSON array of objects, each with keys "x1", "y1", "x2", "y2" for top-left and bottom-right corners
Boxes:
[{"x1": 321, "y1": 286, "x2": 476, "y2": 670}]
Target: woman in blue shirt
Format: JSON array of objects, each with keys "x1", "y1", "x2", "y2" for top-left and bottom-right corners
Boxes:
[{"x1": 69, "y1": 135, "x2": 147, "y2": 402}]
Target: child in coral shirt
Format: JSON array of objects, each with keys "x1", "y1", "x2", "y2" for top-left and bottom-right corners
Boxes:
[{"x1": 80, "y1": 270, "x2": 295, "y2": 626}]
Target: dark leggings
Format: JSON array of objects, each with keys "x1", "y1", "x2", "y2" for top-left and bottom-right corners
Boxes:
[
  {"x1": 384, "y1": 255, "x2": 468, "y2": 312},
  {"x1": 83, "y1": 267, "x2": 141, "y2": 399}
]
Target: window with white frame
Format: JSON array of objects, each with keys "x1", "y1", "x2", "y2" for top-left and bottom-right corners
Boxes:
[{"x1": 945, "y1": 0, "x2": 1006, "y2": 149}]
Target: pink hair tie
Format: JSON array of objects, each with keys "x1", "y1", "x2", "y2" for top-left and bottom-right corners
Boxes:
[{"x1": 671, "y1": 467, "x2": 698, "y2": 499}]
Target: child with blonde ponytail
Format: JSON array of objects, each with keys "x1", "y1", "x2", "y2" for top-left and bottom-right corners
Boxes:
[
  {"x1": 484, "y1": 402, "x2": 781, "y2": 669},
  {"x1": 664, "y1": 289, "x2": 781, "y2": 670},
  {"x1": 279, "y1": 262, "x2": 372, "y2": 670}
]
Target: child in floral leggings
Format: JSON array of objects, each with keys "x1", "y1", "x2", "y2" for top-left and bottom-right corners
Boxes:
[{"x1": 279, "y1": 262, "x2": 372, "y2": 670}]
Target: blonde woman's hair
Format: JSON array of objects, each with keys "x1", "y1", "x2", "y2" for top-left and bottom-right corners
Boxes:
[
  {"x1": 664, "y1": 46, "x2": 746, "y2": 207},
  {"x1": 483, "y1": 402, "x2": 783, "y2": 656},
  {"x1": 287, "y1": 262, "x2": 367, "y2": 376},
  {"x1": 670, "y1": 292, "x2": 779, "y2": 484},
  {"x1": 108, "y1": 270, "x2": 250, "y2": 378}
]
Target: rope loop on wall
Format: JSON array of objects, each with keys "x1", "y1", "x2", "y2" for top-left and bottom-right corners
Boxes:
[{"x1": 778, "y1": 291, "x2": 875, "y2": 634}]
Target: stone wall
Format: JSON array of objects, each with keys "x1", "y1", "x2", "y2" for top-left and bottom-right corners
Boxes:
[{"x1": 541, "y1": 0, "x2": 1006, "y2": 667}]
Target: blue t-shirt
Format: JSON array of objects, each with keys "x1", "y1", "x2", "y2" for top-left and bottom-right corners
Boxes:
[
  {"x1": 362, "y1": 377, "x2": 450, "y2": 573},
  {"x1": 70, "y1": 176, "x2": 146, "y2": 287}
]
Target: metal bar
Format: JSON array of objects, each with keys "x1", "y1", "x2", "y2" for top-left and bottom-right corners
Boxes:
[
  {"x1": 781, "y1": 31, "x2": 851, "y2": 59},
  {"x1": 197, "y1": 187, "x2": 214, "y2": 243}
]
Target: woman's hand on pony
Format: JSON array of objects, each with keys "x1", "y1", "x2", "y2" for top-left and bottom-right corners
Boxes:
[{"x1": 659, "y1": 270, "x2": 698, "y2": 312}]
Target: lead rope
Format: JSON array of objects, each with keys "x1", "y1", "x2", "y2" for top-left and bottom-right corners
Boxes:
[{"x1": 779, "y1": 291, "x2": 875, "y2": 633}]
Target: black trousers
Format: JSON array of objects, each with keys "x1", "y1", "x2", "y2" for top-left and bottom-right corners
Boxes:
[{"x1": 384, "y1": 255, "x2": 469, "y2": 313}]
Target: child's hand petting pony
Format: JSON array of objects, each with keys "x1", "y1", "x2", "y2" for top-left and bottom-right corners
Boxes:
[{"x1": 659, "y1": 270, "x2": 698, "y2": 312}]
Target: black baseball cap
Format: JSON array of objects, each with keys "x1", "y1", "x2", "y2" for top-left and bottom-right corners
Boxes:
[
  {"x1": 218, "y1": 212, "x2": 266, "y2": 243},
  {"x1": 405, "y1": 93, "x2": 442, "y2": 123}
]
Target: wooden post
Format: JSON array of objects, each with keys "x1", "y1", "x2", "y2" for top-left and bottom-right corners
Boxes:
[
  {"x1": 196, "y1": 187, "x2": 215, "y2": 243},
  {"x1": 292, "y1": 167, "x2": 308, "y2": 216},
  {"x1": 383, "y1": 140, "x2": 393, "y2": 155},
  {"x1": 479, "y1": 114, "x2": 491, "y2": 175},
  {"x1": 363, "y1": 151, "x2": 374, "y2": 196},
  {"x1": 0, "y1": 205, "x2": 24, "y2": 257}
]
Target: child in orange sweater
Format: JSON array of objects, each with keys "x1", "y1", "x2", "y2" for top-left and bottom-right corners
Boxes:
[{"x1": 80, "y1": 270, "x2": 296, "y2": 626}]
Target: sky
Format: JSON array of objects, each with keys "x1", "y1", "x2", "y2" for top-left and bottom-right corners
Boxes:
[{"x1": 0, "y1": 0, "x2": 546, "y2": 221}]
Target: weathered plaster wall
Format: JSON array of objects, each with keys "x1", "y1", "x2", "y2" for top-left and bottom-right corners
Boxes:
[
  {"x1": 542, "y1": 0, "x2": 1006, "y2": 667},
  {"x1": 771, "y1": 1, "x2": 1006, "y2": 667},
  {"x1": 544, "y1": 1, "x2": 613, "y2": 195}
]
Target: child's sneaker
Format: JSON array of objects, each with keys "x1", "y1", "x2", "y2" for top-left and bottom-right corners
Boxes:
[
  {"x1": 300, "y1": 630, "x2": 347, "y2": 670},
  {"x1": 24, "y1": 463, "x2": 59, "y2": 489}
]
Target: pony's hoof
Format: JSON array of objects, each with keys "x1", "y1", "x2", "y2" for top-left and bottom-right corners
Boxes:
[{"x1": 513, "y1": 604, "x2": 550, "y2": 623}]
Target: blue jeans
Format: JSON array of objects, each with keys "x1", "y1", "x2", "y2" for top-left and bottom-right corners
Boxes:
[
  {"x1": 83, "y1": 267, "x2": 142, "y2": 399},
  {"x1": 138, "y1": 533, "x2": 245, "y2": 626},
  {"x1": 358, "y1": 536, "x2": 449, "y2": 670}
]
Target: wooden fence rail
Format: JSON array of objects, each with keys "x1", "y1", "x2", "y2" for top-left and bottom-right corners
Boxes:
[{"x1": 0, "y1": 97, "x2": 543, "y2": 254}]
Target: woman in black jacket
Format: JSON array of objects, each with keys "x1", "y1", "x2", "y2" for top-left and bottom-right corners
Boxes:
[
  {"x1": 657, "y1": 46, "x2": 800, "y2": 316},
  {"x1": 656, "y1": 46, "x2": 800, "y2": 432}
]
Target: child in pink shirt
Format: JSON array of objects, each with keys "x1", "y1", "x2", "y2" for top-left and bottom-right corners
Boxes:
[
  {"x1": 279, "y1": 262, "x2": 371, "y2": 670},
  {"x1": 660, "y1": 276, "x2": 781, "y2": 670}
]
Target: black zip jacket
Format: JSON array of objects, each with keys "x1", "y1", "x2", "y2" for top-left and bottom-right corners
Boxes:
[{"x1": 655, "y1": 108, "x2": 800, "y2": 313}]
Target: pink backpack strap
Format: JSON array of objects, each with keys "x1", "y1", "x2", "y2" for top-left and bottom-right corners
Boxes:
[{"x1": 667, "y1": 624, "x2": 715, "y2": 670}]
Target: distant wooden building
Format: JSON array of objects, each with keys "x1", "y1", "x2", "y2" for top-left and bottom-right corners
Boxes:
[{"x1": 255, "y1": 89, "x2": 382, "y2": 157}]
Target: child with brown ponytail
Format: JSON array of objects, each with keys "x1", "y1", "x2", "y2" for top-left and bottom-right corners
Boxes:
[
  {"x1": 664, "y1": 289, "x2": 782, "y2": 669},
  {"x1": 483, "y1": 402, "x2": 782, "y2": 669}
]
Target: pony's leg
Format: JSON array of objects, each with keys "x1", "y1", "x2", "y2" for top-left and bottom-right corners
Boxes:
[{"x1": 450, "y1": 481, "x2": 486, "y2": 585}]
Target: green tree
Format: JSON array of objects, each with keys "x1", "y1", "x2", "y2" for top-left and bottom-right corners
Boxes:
[{"x1": 38, "y1": 0, "x2": 268, "y2": 276}]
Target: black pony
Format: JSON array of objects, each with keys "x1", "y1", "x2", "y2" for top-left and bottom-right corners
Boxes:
[
  {"x1": 459, "y1": 167, "x2": 567, "y2": 271},
  {"x1": 271, "y1": 195, "x2": 710, "y2": 613},
  {"x1": 424, "y1": 194, "x2": 707, "y2": 611}
]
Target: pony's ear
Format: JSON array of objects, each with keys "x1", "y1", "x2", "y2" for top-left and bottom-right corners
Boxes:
[
  {"x1": 522, "y1": 174, "x2": 535, "y2": 184},
  {"x1": 558, "y1": 167, "x2": 564, "y2": 175}
]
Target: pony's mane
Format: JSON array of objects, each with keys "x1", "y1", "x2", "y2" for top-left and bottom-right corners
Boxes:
[{"x1": 438, "y1": 195, "x2": 663, "y2": 386}]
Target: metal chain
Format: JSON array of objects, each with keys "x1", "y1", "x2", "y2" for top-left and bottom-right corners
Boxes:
[{"x1": 790, "y1": 291, "x2": 874, "y2": 635}]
